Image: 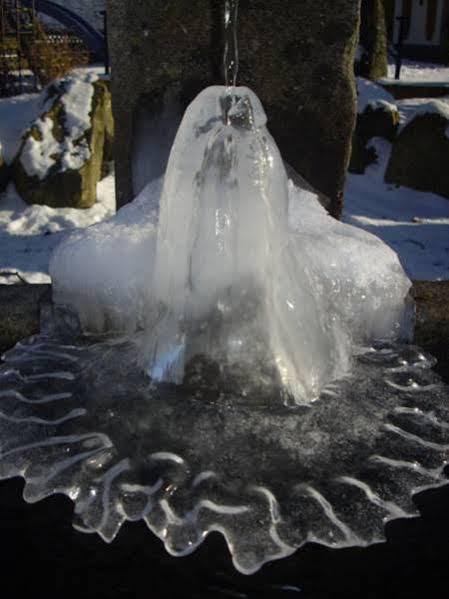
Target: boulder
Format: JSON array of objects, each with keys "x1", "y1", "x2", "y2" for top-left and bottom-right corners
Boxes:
[
  {"x1": 385, "y1": 100, "x2": 449, "y2": 198},
  {"x1": 107, "y1": 0, "x2": 360, "y2": 218},
  {"x1": 12, "y1": 74, "x2": 113, "y2": 209},
  {"x1": 349, "y1": 78, "x2": 399, "y2": 173}
]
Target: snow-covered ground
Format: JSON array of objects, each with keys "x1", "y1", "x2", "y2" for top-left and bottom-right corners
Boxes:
[
  {"x1": 344, "y1": 138, "x2": 449, "y2": 281},
  {"x1": 386, "y1": 58, "x2": 449, "y2": 82},
  {"x1": 0, "y1": 175, "x2": 115, "y2": 284}
]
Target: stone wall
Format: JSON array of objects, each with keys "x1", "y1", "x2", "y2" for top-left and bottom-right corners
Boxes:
[{"x1": 107, "y1": 0, "x2": 360, "y2": 218}]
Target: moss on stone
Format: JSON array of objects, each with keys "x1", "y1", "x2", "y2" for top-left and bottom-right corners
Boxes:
[{"x1": 12, "y1": 77, "x2": 114, "y2": 209}]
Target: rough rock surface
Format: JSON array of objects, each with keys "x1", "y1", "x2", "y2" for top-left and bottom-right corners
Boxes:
[
  {"x1": 12, "y1": 76, "x2": 113, "y2": 209},
  {"x1": 107, "y1": 0, "x2": 360, "y2": 218},
  {"x1": 385, "y1": 105, "x2": 449, "y2": 198},
  {"x1": 0, "y1": 284, "x2": 50, "y2": 354},
  {"x1": 356, "y1": 0, "x2": 388, "y2": 80},
  {"x1": 411, "y1": 281, "x2": 449, "y2": 380},
  {"x1": 350, "y1": 100, "x2": 399, "y2": 173}
]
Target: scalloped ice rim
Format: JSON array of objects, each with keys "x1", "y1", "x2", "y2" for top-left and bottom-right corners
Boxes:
[{"x1": 0, "y1": 337, "x2": 448, "y2": 575}]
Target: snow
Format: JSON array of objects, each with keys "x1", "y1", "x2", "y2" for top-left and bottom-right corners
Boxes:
[
  {"x1": 20, "y1": 73, "x2": 97, "y2": 179},
  {"x1": 395, "y1": 97, "x2": 449, "y2": 136},
  {"x1": 386, "y1": 59, "x2": 449, "y2": 82},
  {"x1": 344, "y1": 138, "x2": 449, "y2": 281},
  {"x1": 0, "y1": 173, "x2": 115, "y2": 284},
  {"x1": 356, "y1": 77, "x2": 396, "y2": 114}
]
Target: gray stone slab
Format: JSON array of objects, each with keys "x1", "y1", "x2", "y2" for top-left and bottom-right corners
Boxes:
[{"x1": 106, "y1": 0, "x2": 360, "y2": 218}]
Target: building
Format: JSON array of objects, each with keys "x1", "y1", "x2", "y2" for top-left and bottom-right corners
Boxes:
[
  {"x1": 47, "y1": 0, "x2": 106, "y2": 31},
  {"x1": 387, "y1": 0, "x2": 449, "y2": 60}
]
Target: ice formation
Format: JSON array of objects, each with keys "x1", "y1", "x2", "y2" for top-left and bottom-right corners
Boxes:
[
  {"x1": 51, "y1": 86, "x2": 410, "y2": 404},
  {"x1": 0, "y1": 85, "x2": 448, "y2": 575}
]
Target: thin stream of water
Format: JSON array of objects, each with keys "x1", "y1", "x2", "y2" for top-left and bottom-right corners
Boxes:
[{"x1": 223, "y1": 0, "x2": 239, "y2": 89}]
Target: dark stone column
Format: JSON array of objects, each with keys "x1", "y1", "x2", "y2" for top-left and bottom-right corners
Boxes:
[
  {"x1": 357, "y1": 0, "x2": 389, "y2": 80},
  {"x1": 107, "y1": 0, "x2": 360, "y2": 218}
]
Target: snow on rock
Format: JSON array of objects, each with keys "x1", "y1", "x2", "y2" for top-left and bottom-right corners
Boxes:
[
  {"x1": 12, "y1": 72, "x2": 112, "y2": 209},
  {"x1": 396, "y1": 97, "x2": 449, "y2": 137},
  {"x1": 356, "y1": 77, "x2": 397, "y2": 114},
  {"x1": 20, "y1": 75, "x2": 95, "y2": 180}
]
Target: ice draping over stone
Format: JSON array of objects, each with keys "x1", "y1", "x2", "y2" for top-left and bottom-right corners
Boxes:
[{"x1": 51, "y1": 86, "x2": 411, "y2": 404}]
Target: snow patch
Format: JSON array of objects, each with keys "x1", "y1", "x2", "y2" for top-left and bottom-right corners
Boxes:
[
  {"x1": 356, "y1": 77, "x2": 396, "y2": 114},
  {"x1": 344, "y1": 138, "x2": 449, "y2": 281},
  {"x1": 395, "y1": 97, "x2": 449, "y2": 137},
  {"x1": 386, "y1": 59, "x2": 449, "y2": 82},
  {"x1": 0, "y1": 172, "x2": 115, "y2": 284}
]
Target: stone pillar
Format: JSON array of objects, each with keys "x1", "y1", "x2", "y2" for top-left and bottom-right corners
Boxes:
[
  {"x1": 107, "y1": 0, "x2": 360, "y2": 218},
  {"x1": 357, "y1": 0, "x2": 389, "y2": 80}
]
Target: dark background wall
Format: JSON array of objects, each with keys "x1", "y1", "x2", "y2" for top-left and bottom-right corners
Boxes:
[{"x1": 107, "y1": 0, "x2": 360, "y2": 218}]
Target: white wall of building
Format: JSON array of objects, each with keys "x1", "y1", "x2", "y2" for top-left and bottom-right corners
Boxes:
[{"x1": 393, "y1": 0, "x2": 445, "y2": 46}]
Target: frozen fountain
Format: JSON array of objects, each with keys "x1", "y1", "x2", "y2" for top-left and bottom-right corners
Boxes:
[{"x1": 0, "y1": 0, "x2": 448, "y2": 575}]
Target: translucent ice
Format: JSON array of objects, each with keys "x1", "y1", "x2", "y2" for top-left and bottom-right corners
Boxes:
[
  {"x1": 51, "y1": 86, "x2": 411, "y2": 403},
  {"x1": 2, "y1": 86, "x2": 448, "y2": 575}
]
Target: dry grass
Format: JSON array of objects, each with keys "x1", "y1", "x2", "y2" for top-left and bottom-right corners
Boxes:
[{"x1": 26, "y1": 23, "x2": 89, "y2": 86}]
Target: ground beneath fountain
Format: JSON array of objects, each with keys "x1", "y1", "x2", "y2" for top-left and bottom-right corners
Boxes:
[{"x1": 0, "y1": 474, "x2": 448, "y2": 598}]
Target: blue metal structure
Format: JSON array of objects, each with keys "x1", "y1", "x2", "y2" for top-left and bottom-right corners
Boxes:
[{"x1": 22, "y1": 0, "x2": 106, "y2": 60}]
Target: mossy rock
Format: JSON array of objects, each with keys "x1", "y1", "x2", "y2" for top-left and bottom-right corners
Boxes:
[
  {"x1": 411, "y1": 281, "x2": 449, "y2": 381},
  {"x1": 12, "y1": 76, "x2": 114, "y2": 209},
  {"x1": 101, "y1": 79, "x2": 115, "y2": 163},
  {"x1": 349, "y1": 101, "x2": 399, "y2": 174},
  {"x1": 385, "y1": 107, "x2": 449, "y2": 198}
]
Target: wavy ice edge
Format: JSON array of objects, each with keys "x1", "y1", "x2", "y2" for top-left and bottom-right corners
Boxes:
[{"x1": 0, "y1": 334, "x2": 448, "y2": 574}]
